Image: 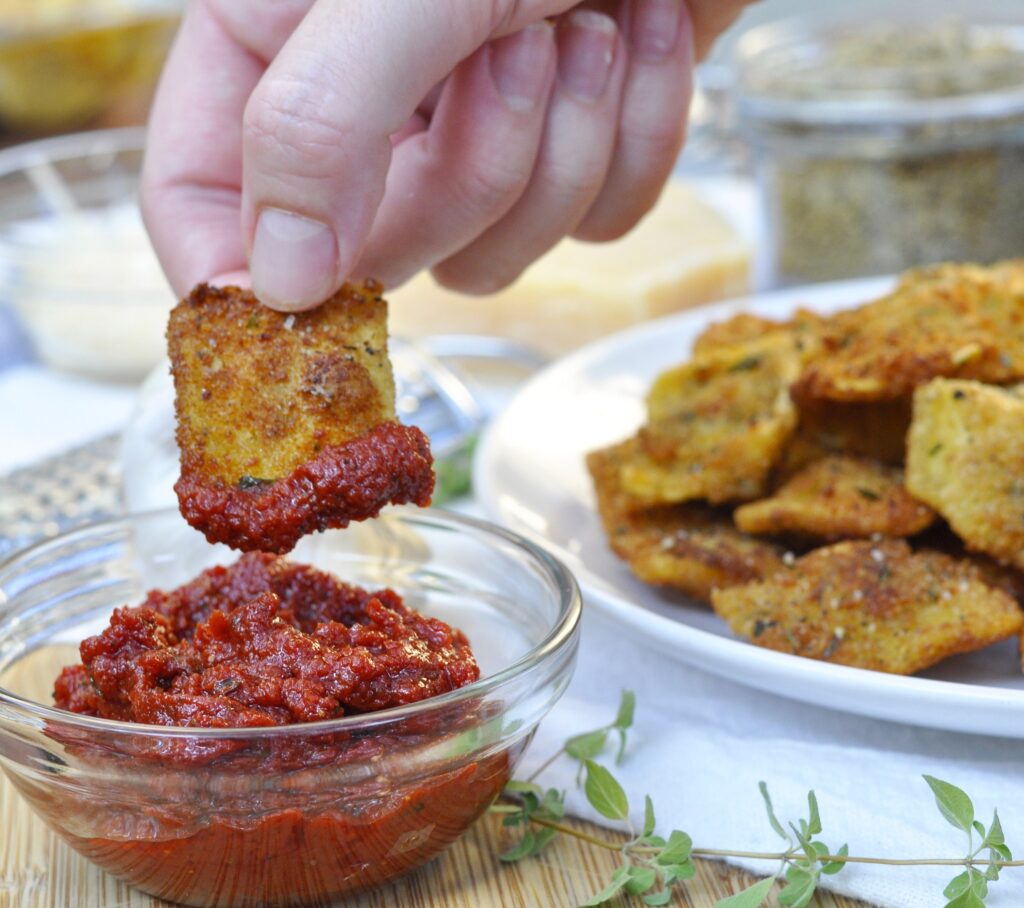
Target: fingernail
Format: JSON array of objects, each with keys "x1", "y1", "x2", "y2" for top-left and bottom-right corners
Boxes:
[
  {"x1": 250, "y1": 208, "x2": 337, "y2": 310},
  {"x1": 630, "y1": 0, "x2": 682, "y2": 59},
  {"x1": 557, "y1": 11, "x2": 617, "y2": 101},
  {"x1": 490, "y1": 22, "x2": 555, "y2": 112}
]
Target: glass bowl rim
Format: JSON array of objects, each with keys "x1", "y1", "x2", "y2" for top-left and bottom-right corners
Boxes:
[
  {"x1": 0, "y1": 2, "x2": 181, "y2": 44},
  {"x1": 0, "y1": 126, "x2": 146, "y2": 180},
  {"x1": 0, "y1": 506, "x2": 582, "y2": 740}
]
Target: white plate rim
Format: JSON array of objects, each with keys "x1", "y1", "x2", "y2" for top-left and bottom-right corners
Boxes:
[{"x1": 474, "y1": 276, "x2": 1024, "y2": 739}]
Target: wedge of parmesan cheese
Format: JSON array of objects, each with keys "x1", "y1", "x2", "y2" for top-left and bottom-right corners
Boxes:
[{"x1": 387, "y1": 181, "x2": 751, "y2": 357}]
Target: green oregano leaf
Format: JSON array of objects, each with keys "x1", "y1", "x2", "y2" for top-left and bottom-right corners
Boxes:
[
  {"x1": 809, "y1": 841, "x2": 829, "y2": 860},
  {"x1": 615, "y1": 689, "x2": 636, "y2": 730},
  {"x1": 532, "y1": 826, "x2": 557, "y2": 855},
  {"x1": 542, "y1": 788, "x2": 566, "y2": 819},
  {"x1": 986, "y1": 810, "x2": 1005, "y2": 847},
  {"x1": 616, "y1": 727, "x2": 629, "y2": 765},
  {"x1": 500, "y1": 829, "x2": 537, "y2": 862},
  {"x1": 663, "y1": 861, "x2": 696, "y2": 883},
  {"x1": 759, "y1": 782, "x2": 789, "y2": 841},
  {"x1": 778, "y1": 866, "x2": 817, "y2": 908},
  {"x1": 944, "y1": 889, "x2": 986, "y2": 908},
  {"x1": 714, "y1": 876, "x2": 777, "y2": 908},
  {"x1": 944, "y1": 871, "x2": 972, "y2": 899},
  {"x1": 789, "y1": 822, "x2": 818, "y2": 864},
  {"x1": 584, "y1": 760, "x2": 630, "y2": 821},
  {"x1": 566, "y1": 729, "x2": 608, "y2": 762},
  {"x1": 656, "y1": 830, "x2": 693, "y2": 866},
  {"x1": 580, "y1": 866, "x2": 630, "y2": 906},
  {"x1": 643, "y1": 890, "x2": 673, "y2": 906},
  {"x1": 806, "y1": 791, "x2": 822, "y2": 836},
  {"x1": 821, "y1": 843, "x2": 849, "y2": 875},
  {"x1": 969, "y1": 868, "x2": 988, "y2": 899},
  {"x1": 624, "y1": 866, "x2": 658, "y2": 896},
  {"x1": 504, "y1": 780, "x2": 541, "y2": 795},
  {"x1": 643, "y1": 795, "x2": 656, "y2": 838},
  {"x1": 924, "y1": 776, "x2": 975, "y2": 833}
]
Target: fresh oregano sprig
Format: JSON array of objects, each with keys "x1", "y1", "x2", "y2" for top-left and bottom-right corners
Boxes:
[
  {"x1": 923, "y1": 775, "x2": 1013, "y2": 908},
  {"x1": 498, "y1": 780, "x2": 566, "y2": 862},
  {"x1": 492, "y1": 691, "x2": 1019, "y2": 908},
  {"x1": 524, "y1": 689, "x2": 636, "y2": 786},
  {"x1": 499, "y1": 690, "x2": 636, "y2": 862}
]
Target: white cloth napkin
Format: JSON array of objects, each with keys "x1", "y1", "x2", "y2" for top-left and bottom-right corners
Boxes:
[{"x1": 522, "y1": 605, "x2": 1024, "y2": 908}]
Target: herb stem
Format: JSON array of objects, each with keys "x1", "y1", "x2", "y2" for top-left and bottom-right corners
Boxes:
[
  {"x1": 691, "y1": 849, "x2": 1024, "y2": 867},
  {"x1": 524, "y1": 814, "x2": 623, "y2": 852},
  {"x1": 497, "y1": 808, "x2": 1024, "y2": 869},
  {"x1": 525, "y1": 747, "x2": 566, "y2": 784}
]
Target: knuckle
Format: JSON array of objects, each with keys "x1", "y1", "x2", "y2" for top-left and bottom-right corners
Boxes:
[
  {"x1": 244, "y1": 80, "x2": 350, "y2": 178},
  {"x1": 574, "y1": 204, "x2": 648, "y2": 243},
  {"x1": 483, "y1": 0, "x2": 519, "y2": 33},
  {"x1": 620, "y1": 116, "x2": 687, "y2": 160},
  {"x1": 449, "y1": 154, "x2": 532, "y2": 217},
  {"x1": 544, "y1": 156, "x2": 607, "y2": 202},
  {"x1": 432, "y1": 260, "x2": 517, "y2": 295},
  {"x1": 200, "y1": 0, "x2": 310, "y2": 59},
  {"x1": 436, "y1": 0, "x2": 513, "y2": 44}
]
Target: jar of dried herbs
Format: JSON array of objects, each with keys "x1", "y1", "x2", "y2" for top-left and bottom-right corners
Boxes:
[{"x1": 735, "y1": 18, "x2": 1024, "y2": 285}]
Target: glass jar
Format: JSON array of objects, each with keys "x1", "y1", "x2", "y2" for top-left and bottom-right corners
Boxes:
[{"x1": 735, "y1": 17, "x2": 1024, "y2": 285}]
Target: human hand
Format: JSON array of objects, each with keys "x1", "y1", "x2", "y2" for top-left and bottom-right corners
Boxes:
[{"x1": 142, "y1": 0, "x2": 751, "y2": 311}]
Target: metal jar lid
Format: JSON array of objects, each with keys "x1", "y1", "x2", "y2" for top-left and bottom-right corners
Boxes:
[{"x1": 735, "y1": 17, "x2": 1024, "y2": 154}]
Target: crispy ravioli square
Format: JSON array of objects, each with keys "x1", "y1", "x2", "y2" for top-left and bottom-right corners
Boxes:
[
  {"x1": 691, "y1": 308, "x2": 823, "y2": 358},
  {"x1": 792, "y1": 262, "x2": 1024, "y2": 405},
  {"x1": 587, "y1": 441, "x2": 784, "y2": 602},
  {"x1": 906, "y1": 379, "x2": 1024, "y2": 571},
  {"x1": 169, "y1": 282, "x2": 434, "y2": 553},
  {"x1": 619, "y1": 333, "x2": 802, "y2": 506},
  {"x1": 711, "y1": 540, "x2": 1022, "y2": 675},
  {"x1": 734, "y1": 456, "x2": 935, "y2": 541},
  {"x1": 770, "y1": 399, "x2": 912, "y2": 485}
]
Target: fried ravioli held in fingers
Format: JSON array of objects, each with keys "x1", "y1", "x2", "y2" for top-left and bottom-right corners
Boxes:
[{"x1": 169, "y1": 281, "x2": 434, "y2": 553}]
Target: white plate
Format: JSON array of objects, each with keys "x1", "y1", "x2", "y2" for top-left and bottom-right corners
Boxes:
[{"x1": 475, "y1": 277, "x2": 1024, "y2": 738}]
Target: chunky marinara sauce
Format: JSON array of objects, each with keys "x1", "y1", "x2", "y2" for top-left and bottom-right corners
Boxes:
[{"x1": 51, "y1": 554, "x2": 507, "y2": 908}]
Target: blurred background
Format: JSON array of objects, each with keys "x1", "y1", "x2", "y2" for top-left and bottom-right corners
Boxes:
[{"x1": 0, "y1": 0, "x2": 1023, "y2": 496}]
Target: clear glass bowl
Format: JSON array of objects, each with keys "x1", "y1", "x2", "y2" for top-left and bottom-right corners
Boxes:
[
  {"x1": 0, "y1": 127, "x2": 175, "y2": 380},
  {"x1": 0, "y1": 0, "x2": 180, "y2": 133},
  {"x1": 0, "y1": 508, "x2": 581, "y2": 908}
]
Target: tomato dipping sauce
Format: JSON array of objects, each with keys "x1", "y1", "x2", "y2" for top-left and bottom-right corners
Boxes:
[{"x1": 49, "y1": 554, "x2": 509, "y2": 907}]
